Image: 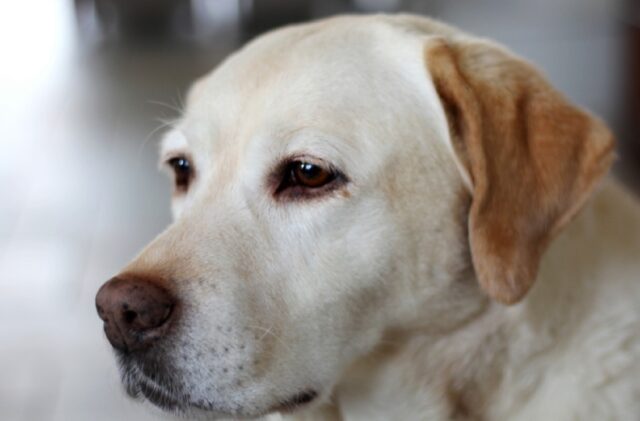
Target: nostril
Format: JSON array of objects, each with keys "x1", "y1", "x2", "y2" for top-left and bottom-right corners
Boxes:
[
  {"x1": 123, "y1": 310, "x2": 137, "y2": 324},
  {"x1": 95, "y1": 275, "x2": 177, "y2": 353}
]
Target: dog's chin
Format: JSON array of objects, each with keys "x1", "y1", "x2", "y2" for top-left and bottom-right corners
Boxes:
[
  {"x1": 119, "y1": 356, "x2": 188, "y2": 413},
  {"x1": 131, "y1": 376, "x2": 184, "y2": 411},
  {"x1": 117, "y1": 354, "x2": 320, "y2": 419}
]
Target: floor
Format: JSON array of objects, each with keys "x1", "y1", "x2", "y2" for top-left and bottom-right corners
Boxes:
[{"x1": 0, "y1": 0, "x2": 635, "y2": 420}]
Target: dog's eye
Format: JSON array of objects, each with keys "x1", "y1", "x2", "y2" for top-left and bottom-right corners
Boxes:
[
  {"x1": 167, "y1": 156, "x2": 193, "y2": 192},
  {"x1": 291, "y1": 162, "x2": 334, "y2": 188},
  {"x1": 274, "y1": 159, "x2": 346, "y2": 200}
]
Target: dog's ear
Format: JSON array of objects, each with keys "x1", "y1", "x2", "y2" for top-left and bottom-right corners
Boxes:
[{"x1": 425, "y1": 38, "x2": 615, "y2": 304}]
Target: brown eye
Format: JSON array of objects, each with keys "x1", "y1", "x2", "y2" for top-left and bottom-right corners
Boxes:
[
  {"x1": 273, "y1": 159, "x2": 346, "y2": 200},
  {"x1": 167, "y1": 156, "x2": 192, "y2": 192},
  {"x1": 291, "y1": 161, "x2": 333, "y2": 188}
]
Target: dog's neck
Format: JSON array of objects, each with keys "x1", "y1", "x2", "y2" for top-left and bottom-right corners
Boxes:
[{"x1": 293, "y1": 181, "x2": 640, "y2": 421}]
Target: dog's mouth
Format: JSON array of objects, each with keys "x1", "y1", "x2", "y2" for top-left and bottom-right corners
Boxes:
[
  {"x1": 269, "y1": 390, "x2": 319, "y2": 414},
  {"x1": 136, "y1": 376, "x2": 184, "y2": 411},
  {"x1": 117, "y1": 353, "x2": 319, "y2": 417},
  {"x1": 119, "y1": 356, "x2": 188, "y2": 412}
]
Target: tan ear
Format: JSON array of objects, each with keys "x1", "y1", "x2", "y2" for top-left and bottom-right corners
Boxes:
[{"x1": 426, "y1": 38, "x2": 615, "y2": 304}]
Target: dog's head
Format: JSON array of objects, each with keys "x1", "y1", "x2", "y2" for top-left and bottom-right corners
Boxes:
[{"x1": 95, "y1": 15, "x2": 613, "y2": 419}]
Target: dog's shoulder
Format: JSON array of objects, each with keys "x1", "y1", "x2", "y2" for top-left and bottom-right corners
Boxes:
[{"x1": 509, "y1": 179, "x2": 640, "y2": 419}]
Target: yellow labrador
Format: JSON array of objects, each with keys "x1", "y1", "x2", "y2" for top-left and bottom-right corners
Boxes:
[{"x1": 96, "y1": 14, "x2": 640, "y2": 420}]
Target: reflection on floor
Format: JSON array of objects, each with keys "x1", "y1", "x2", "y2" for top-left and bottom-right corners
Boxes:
[{"x1": 0, "y1": 0, "x2": 635, "y2": 420}]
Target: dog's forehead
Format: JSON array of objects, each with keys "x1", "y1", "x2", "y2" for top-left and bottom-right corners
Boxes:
[{"x1": 177, "y1": 18, "x2": 430, "y2": 158}]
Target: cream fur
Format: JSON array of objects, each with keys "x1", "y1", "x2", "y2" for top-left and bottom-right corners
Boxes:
[{"x1": 107, "y1": 14, "x2": 640, "y2": 420}]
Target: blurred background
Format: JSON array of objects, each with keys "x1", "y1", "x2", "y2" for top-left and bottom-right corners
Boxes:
[{"x1": 0, "y1": 0, "x2": 638, "y2": 420}]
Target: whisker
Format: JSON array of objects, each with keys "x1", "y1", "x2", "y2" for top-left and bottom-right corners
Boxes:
[
  {"x1": 136, "y1": 117, "x2": 178, "y2": 160},
  {"x1": 246, "y1": 324, "x2": 293, "y2": 354},
  {"x1": 176, "y1": 88, "x2": 186, "y2": 112},
  {"x1": 147, "y1": 98, "x2": 184, "y2": 115}
]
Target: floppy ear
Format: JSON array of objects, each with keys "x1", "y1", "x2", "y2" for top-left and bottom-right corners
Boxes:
[{"x1": 425, "y1": 38, "x2": 615, "y2": 304}]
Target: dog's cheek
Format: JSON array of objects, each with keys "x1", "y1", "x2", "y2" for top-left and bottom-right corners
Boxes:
[{"x1": 283, "y1": 196, "x2": 402, "y2": 366}]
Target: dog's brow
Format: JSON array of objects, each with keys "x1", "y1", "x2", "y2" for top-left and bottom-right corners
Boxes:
[
  {"x1": 160, "y1": 130, "x2": 188, "y2": 161},
  {"x1": 284, "y1": 129, "x2": 356, "y2": 170}
]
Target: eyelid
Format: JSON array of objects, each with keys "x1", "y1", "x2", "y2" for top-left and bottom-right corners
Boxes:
[
  {"x1": 161, "y1": 151, "x2": 192, "y2": 169},
  {"x1": 284, "y1": 154, "x2": 342, "y2": 175},
  {"x1": 271, "y1": 154, "x2": 334, "y2": 182},
  {"x1": 163, "y1": 153, "x2": 185, "y2": 165},
  {"x1": 270, "y1": 154, "x2": 349, "y2": 200}
]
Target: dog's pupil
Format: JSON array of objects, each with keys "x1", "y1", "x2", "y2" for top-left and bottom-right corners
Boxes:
[
  {"x1": 170, "y1": 157, "x2": 191, "y2": 188},
  {"x1": 294, "y1": 162, "x2": 331, "y2": 188},
  {"x1": 299, "y1": 163, "x2": 319, "y2": 178},
  {"x1": 175, "y1": 158, "x2": 189, "y2": 172}
]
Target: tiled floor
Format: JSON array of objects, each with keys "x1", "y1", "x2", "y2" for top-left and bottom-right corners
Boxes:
[{"x1": 0, "y1": 0, "x2": 636, "y2": 420}]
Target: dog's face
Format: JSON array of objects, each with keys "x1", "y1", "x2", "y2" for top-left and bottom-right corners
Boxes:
[{"x1": 96, "y1": 16, "x2": 613, "y2": 419}]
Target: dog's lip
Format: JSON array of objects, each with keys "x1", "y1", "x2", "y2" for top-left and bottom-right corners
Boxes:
[
  {"x1": 136, "y1": 377, "x2": 184, "y2": 411},
  {"x1": 119, "y1": 358, "x2": 188, "y2": 412},
  {"x1": 120, "y1": 356, "x2": 319, "y2": 416},
  {"x1": 269, "y1": 389, "x2": 319, "y2": 414},
  {"x1": 135, "y1": 379, "x2": 319, "y2": 418}
]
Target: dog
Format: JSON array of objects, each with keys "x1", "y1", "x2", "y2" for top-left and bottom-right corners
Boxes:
[{"x1": 95, "y1": 14, "x2": 640, "y2": 420}]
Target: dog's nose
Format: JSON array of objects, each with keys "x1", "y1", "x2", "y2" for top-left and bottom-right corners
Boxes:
[{"x1": 95, "y1": 275, "x2": 176, "y2": 353}]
